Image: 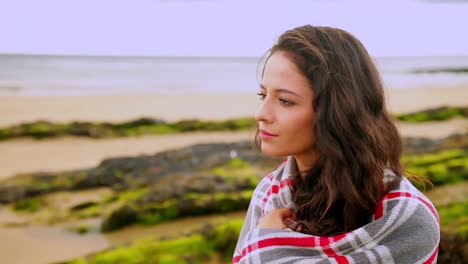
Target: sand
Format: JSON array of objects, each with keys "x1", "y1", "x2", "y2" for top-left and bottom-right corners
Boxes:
[
  {"x1": 0, "y1": 85, "x2": 467, "y2": 127},
  {"x1": 0, "y1": 92, "x2": 260, "y2": 127},
  {"x1": 383, "y1": 85, "x2": 468, "y2": 114}
]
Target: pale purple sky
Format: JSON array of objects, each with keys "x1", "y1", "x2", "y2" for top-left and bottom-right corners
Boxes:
[{"x1": 1, "y1": 0, "x2": 468, "y2": 56}]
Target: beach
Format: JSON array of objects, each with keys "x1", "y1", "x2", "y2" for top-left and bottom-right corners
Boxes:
[
  {"x1": 1, "y1": 2, "x2": 467, "y2": 261},
  {"x1": 0, "y1": 85, "x2": 467, "y2": 179},
  {"x1": 0, "y1": 81, "x2": 467, "y2": 264}
]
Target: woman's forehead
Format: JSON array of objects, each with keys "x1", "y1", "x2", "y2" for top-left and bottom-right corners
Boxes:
[{"x1": 262, "y1": 51, "x2": 313, "y2": 96}]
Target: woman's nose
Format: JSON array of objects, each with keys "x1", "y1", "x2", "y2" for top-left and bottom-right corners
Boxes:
[{"x1": 255, "y1": 99, "x2": 273, "y2": 123}]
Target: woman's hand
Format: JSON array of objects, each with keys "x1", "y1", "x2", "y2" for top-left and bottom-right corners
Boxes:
[{"x1": 258, "y1": 208, "x2": 297, "y2": 230}]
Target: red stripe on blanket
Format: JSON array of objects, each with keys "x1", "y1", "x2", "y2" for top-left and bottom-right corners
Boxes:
[
  {"x1": 423, "y1": 246, "x2": 439, "y2": 264},
  {"x1": 281, "y1": 179, "x2": 294, "y2": 187},
  {"x1": 319, "y1": 236, "x2": 331, "y2": 247},
  {"x1": 271, "y1": 185, "x2": 279, "y2": 194},
  {"x1": 267, "y1": 173, "x2": 274, "y2": 181},
  {"x1": 323, "y1": 247, "x2": 335, "y2": 256},
  {"x1": 319, "y1": 237, "x2": 349, "y2": 261},
  {"x1": 233, "y1": 233, "x2": 349, "y2": 262},
  {"x1": 334, "y1": 255, "x2": 350, "y2": 264},
  {"x1": 383, "y1": 192, "x2": 440, "y2": 222},
  {"x1": 261, "y1": 178, "x2": 295, "y2": 215},
  {"x1": 374, "y1": 199, "x2": 384, "y2": 219},
  {"x1": 234, "y1": 252, "x2": 349, "y2": 264}
]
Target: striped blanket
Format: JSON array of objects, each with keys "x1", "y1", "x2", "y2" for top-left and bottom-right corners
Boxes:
[{"x1": 233, "y1": 156, "x2": 440, "y2": 264}]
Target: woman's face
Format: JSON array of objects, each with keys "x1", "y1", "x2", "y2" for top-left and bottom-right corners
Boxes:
[{"x1": 255, "y1": 51, "x2": 316, "y2": 165}]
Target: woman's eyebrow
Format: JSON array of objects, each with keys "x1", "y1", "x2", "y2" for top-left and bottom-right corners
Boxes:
[{"x1": 260, "y1": 84, "x2": 300, "y2": 97}]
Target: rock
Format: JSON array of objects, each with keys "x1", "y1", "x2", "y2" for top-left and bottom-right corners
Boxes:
[
  {"x1": 0, "y1": 186, "x2": 26, "y2": 203},
  {"x1": 0, "y1": 141, "x2": 276, "y2": 203},
  {"x1": 404, "y1": 133, "x2": 468, "y2": 154},
  {"x1": 70, "y1": 201, "x2": 98, "y2": 211},
  {"x1": 100, "y1": 204, "x2": 138, "y2": 232}
]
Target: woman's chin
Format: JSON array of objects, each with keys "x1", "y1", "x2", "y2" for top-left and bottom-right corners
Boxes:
[{"x1": 261, "y1": 145, "x2": 288, "y2": 158}]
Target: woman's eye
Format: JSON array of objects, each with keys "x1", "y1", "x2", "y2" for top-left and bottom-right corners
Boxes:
[
  {"x1": 257, "y1": 92, "x2": 266, "y2": 100},
  {"x1": 257, "y1": 92, "x2": 294, "y2": 106},
  {"x1": 279, "y1": 98, "x2": 294, "y2": 106}
]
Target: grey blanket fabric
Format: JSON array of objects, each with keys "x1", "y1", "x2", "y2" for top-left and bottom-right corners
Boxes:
[{"x1": 233, "y1": 156, "x2": 440, "y2": 264}]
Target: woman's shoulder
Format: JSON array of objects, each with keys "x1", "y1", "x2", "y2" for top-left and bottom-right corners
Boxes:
[
  {"x1": 383, "y1": 169, "x2": 436, "y2": 210},
  {"x1": 378, "y1": 174, "x2": 440, "y2": 236},
  {"x1": 365, "y1": 173, "x2": 440, "y2": 261},
  {"x1": 382, "y1": 175, "x2": 438, "y2": 216},
  {"x1": 390, "y1": 176, "x2": 436, "y2": 208}
]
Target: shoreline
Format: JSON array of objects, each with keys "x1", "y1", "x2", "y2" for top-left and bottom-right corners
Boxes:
[{"x1": 0, "y1": 85, "x2": 467, "y2": 127}]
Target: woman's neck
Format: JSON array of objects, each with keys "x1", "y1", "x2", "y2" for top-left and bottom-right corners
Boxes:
[{"x1": 293, "y1": 151, "x2": 319, "y2": 180}]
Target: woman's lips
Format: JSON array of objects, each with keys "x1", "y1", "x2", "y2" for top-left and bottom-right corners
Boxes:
[{"x1": 260, "y1": 129, "x2": 278, "y2": 139}]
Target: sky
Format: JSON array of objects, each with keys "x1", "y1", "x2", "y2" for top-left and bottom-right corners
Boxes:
[{"x1": 1, "y1": 0, "x2": 468, "y2": 57}]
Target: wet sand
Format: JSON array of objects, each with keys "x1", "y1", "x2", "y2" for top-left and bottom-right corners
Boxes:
[
  {"x1": 0, "y1": 224, "x2": 109, "y2": 264},
  {"x1": 0, "y1": 208, "x2": 245, "y2": 264}
]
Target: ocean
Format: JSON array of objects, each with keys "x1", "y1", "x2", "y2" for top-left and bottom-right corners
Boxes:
[{"x1": 0, "y1": 54, "x2": 467, "y2": 95}]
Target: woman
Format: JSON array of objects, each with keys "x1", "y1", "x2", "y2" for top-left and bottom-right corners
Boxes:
[{"x1": 233, "y1": 25, "x2": 440, "y2": 263}]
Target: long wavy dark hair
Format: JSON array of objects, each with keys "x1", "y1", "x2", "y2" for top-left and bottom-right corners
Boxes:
[{"x1": 256, "y1": 25, "x2": 405, "y2": 236}]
